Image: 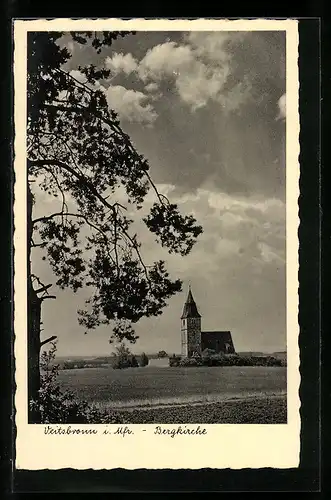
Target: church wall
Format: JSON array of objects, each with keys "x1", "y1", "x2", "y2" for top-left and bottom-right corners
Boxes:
[
  {"x1": 201, "y1": 331, "x2": 235, "y2": 354},
  {"x1": 186, "y1": 317, "x2": 202, "y2": 357},
  {"x1": 180, "y1": 323, "x2": 188, "y2": 357}
]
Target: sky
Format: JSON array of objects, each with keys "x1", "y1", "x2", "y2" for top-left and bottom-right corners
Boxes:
[{"x1": 31, "y1": 30, "x2": 287, "y2": 356}]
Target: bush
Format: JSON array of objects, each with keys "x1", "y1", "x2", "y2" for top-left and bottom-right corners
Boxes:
[
  {"x1": 112, "y1": 342, "x2": 140, "y2": 369},
  {"x1": 139, "y1": 352, "x2": 149, "y2": 367},
  {"x1": 131, "y1": 355, "x2": 139, "y2": 368},
  {"x1": 265, "y1": 356, "x2": 282, "y2": 367},
  {"x1": 169, "y1": 352, "x2": 285, "y2": 368},
  {"x1": 201, "y1": 348, "x2": 216, "y2": 357},
  {"x1": 113, "y1": 356, "x2": 138, "y2": 369},
  {"x1": 157, "y1": 350, "x2": 168, "y2": 358},
  {"x1": 169, "y1": 355, "x2": 181, "y2": 367},
  {"x1": 179, "y1": 357, "x2": 203, "y2": 367},
  {"x1": 31, "y1": 342, "x2": 126, "y2": 424}
]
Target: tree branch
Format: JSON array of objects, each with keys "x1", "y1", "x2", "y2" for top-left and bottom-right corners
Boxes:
[
  {"x1": 32, "y1": 211, "x2": 110, "y2": 243},
  {"x1": 40, "y1": 335, "x2": 57, "y2": 347},
  {"x1": 29, "y1": 159, "x2": 126, "y2": 213},
  {"x1": 55, "y1": 67, "x2": 94, "y2": 95},
  {"x1": 35, "y1": 283, "x2": 52, "y2": 294},
  {"x1": 41, "y1": 101, "x2": 169, "y2": 207},
  {"x1": 40, "y1": 296, "x2": 56, "y2": 301},
  {"x1": 31, "y1": 239, "x2": 47, "y2": 248},
  {"x1": 29, "y1": 161, "x2": 151, "y2": 281},
  {"x1": 44, "y1": 165, "x2": 69, "y2": 220},
  {"x1": 31, "y1": 275, "x2": 53, "y2": 295}
]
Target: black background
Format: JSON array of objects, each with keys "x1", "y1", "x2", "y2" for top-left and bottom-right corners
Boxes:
[{"x1": 1, "y1": 8, "x2": 324, "y2": 494}]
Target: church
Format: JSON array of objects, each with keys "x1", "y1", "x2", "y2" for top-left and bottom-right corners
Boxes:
[{"x1": 181, "y1": 287, "x2": 235, "y2": 358}]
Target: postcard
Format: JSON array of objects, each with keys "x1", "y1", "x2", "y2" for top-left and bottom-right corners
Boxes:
[{"x1": 14, "y1": 18, "x2": 300, "y2": 470}]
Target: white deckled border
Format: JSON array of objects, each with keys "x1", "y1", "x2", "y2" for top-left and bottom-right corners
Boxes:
[{"x1": 14, "y1": 18, "x2": 300, "y2": 470}]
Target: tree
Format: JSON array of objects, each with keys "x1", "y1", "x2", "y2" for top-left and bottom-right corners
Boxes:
[
  {"x1": 113, "y1": 342, "x2": 134, "y2": 369},
  {"x1": 157, "y1": 350, "x2": 168, "y2": 358},
  {"x1": 139, "y1": 352, "x2": 149, "y2": 367},
  {"x1": 27, "y1": 31, "x2": 203, "y2": 420},
  {"x1": 131, "y1": 355, "x2": 139, "y2": 368}
]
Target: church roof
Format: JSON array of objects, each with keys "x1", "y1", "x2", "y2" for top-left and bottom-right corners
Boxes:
[
  {"x1": 202, "y1": 331, "x2": 232, "y2": 338},
  {"x1": 181, "y1": 288, "x2": 201, "y2": 319}
]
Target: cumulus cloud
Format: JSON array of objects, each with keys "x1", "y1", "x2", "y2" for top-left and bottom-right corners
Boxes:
[
  {"x1": 185, "y1": 31, "x2": 233, "y2": 63},
  {"x1": 277, "y1": 93, "x2": 286, "y2": 120},
  {"x1": 176, "y1": 62, "x2": 230, "y2": 110},
  {"x1": 145, "y1": 82, "x2": 159, "y2": 93},
  {"x1": 137, "y1": 36, "x2": 254, "y2": 113},
  {"x1": 136, "y1": 40, "x2": 232, "y2": 111},
  {"x1": 105, "y1": 85, "x2": 157, "y2": 124},
  {"x1": 125, "y1": 184, "x2": 285, "y2": 272},
  {"x1": 138, "y1": 42, "x2": 194, "y2": 81},
  {"x1": 100, "y1": 34, "x2": 259, "y2": 114},
  {"x1": 103, "y1": 39, "x2": 241, "y2": 112},
  {"x1": 66, "y1": 71, "x2": 158, "y2": 125},
  {"x1": 258, "y1": 242, "x2": 284, "y2": 264},
  {"x1": 217, "y1": 76, "x2": 253, "y2": 114},
  {"x1": 105, "y1": 52, "x2": 138, "y2": 75},
  {"x1": 67, "y1": 69, "x2": 157, "y2": 125}
]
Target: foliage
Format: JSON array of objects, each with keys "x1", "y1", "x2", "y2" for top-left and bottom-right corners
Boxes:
[
  {"x1": 201, "y1": 348, "x2": 216, "y2": 357},
  {"x1": 179, "y1": 357, "x2": 202, "y2": 367},
  {"x1": 112, "y1": 342, "x2": 139, "y2": 369},
  {"x1": 157, "y1": 350, "x2": 168, "y2": 358},
  {"x1": 30, "y1": 341, "x2": 126, "y2": 423},
  {"x1": 169, "y1": 354, "x2": 283, "y2": 368},
  {"x1": 139, "y1": 352, "x2": 149, "y2": 367},
  {"x1": 168, "y1": 354, "x2": 182, "y2": 367},
  {"x1": 58, "y1": 357, "x2": 112, "y2": 369},
  {"x1": 27, "y1": 30, "x2": 203, "y2": 345},
  {"x1": 131, "y1": 355, "x2": 139, "y2": 368},
  {"x1": 60, "y1": 359, "x2": 90, "y2": 369}
]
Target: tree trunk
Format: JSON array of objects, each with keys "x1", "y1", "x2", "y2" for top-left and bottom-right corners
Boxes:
[
  {"x1": 27, "y1": 286, "x2": 42, "y2": 422},
  {"x1": 27, "y1": 182, "x2": 42, "y2": 423}
]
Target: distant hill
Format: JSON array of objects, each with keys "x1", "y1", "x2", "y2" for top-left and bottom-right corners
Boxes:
[
  {"x1": 56, "y1": 351, "x2": 287, "y2": 363},
  {"x1": 271, "y1": 351, "x2": 287, "y2": 360},
  {"x1": 55, "y1": 355, "x2": 103, "y2": 361},
  {"x1": 237, "y1": 351, "x2": 287, "y2": 360}
]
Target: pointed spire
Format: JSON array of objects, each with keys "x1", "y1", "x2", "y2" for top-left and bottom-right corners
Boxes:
[{"x1": 181, "y1": 285, "x2": 201, "y2": 319}]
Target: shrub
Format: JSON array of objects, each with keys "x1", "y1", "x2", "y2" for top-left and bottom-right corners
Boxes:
[
  {"x1": 179, "y1": 357, "x2": 197, "y2": 367},
  {"x1": 31, "y1": 342, "x2": 125, "y2": 424},
  {"x1": 201, "y1": 348, "x2": 216, "y2": 357},
  {"x1": 112, "y1": 354, "x2": 140, "y2": 369},
  {"x1": 139, "y1": 352, "x2": 149, "y2": 367},
  {"x1": 131, "y1": 355, "x2": 139, "y2": 368},
  {"x1": 157, "y1": 350, "x2": 168, "y2": 358},
  {"x1": 112, "y1": 342, "x2": 140, "y2": 369},
  {"x1": 169, "y1": 355, "x2": 181, "y2": 367},
  {"x1": 169, "y1": 352, "x2": 285, "y2": 368},
  {"x1": 113, "y1": 357, "x2": 131, "y2": 369}
]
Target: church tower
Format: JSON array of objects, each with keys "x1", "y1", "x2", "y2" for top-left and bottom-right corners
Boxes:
[{"x1": 181, "y1": 286, "x2": 202, "y2": 357}]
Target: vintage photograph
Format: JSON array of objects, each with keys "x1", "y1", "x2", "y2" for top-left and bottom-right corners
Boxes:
[{"x1": 25, "y1": 27, "x2": 288, "y2": 427}]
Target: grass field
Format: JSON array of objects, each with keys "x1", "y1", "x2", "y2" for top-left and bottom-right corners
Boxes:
[
  {"x1": 113, "y1": 395, "x2": 287, "y2": 424},
  {"x1": 57, "y1": 365, "x2": 286, "y2": 411}
]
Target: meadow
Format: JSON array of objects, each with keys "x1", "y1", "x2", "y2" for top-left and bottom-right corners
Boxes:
[{"x1": 57, "y1": 365, "x2": 286, "y2": 412}]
